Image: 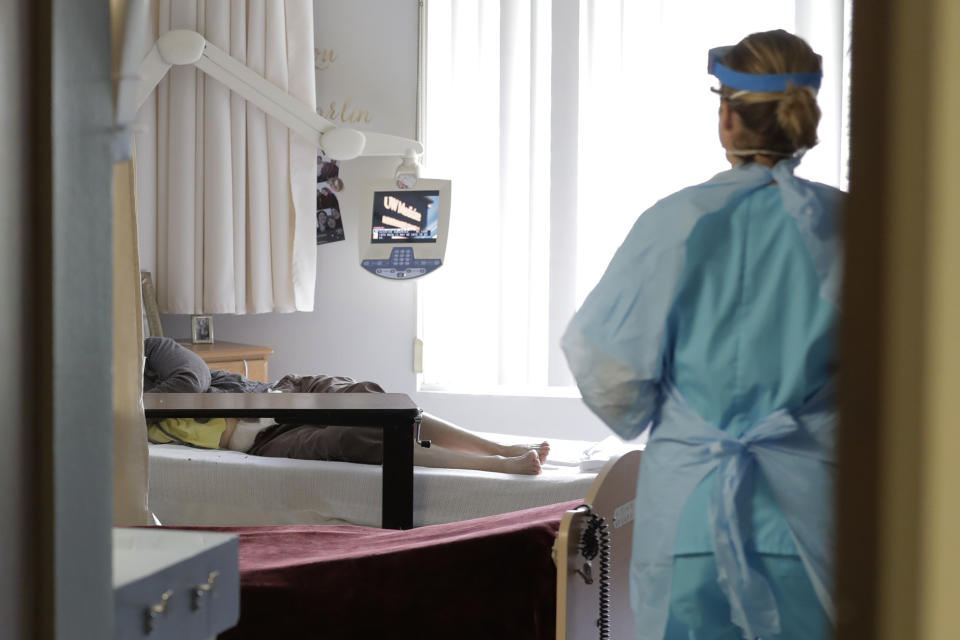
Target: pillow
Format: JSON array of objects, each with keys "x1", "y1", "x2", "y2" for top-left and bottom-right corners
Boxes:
[{"x1": 148, "y1": 417, "x2": 225, "y2": 450}]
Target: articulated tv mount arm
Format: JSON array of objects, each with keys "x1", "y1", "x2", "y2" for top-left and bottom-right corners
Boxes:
[{"x1": 136, "y1": 29, "x2": 424, "y2": 161}]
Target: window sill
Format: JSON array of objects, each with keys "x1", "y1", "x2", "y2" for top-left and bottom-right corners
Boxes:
[
  {"x1": 411, "y1": 386, "x2": 608, "y2": 442},
  {"x1": 416, "y1": 383, "x2": 582, "y2": 400}
]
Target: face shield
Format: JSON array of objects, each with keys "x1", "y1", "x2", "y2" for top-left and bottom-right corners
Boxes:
[{"x1": 707, "y1": 45, "x2": 822, "y2": 93}]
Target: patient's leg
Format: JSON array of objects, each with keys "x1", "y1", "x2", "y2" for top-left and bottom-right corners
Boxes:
[
  {"x1": 413, "y1": 444, "x2": 542, "y2": 475},
  {"x1": 419, "y1": 413, "x2": 550, "y2": 463},
  {"x1": 255, "y1": 424, "x2": 542, "y2": 474},
  {"x1": 271, "y1": 376, "x2": 551, "y2": 463}
]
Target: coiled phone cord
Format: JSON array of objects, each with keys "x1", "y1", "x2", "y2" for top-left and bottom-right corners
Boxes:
[
  {"x1": 415, "y1": 408, "x2": 431, "y2": 448},
  {"x1": 577, "y1": 505, "x2": 612, "y2": 640}
]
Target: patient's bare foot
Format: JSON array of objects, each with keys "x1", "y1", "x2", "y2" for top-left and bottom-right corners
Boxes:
[
  {"x1": 497, "y1": 450, "x2": 542, "y2": 475},
  {"x1": 500, "y1": 441, "x2": 550, "y2": 464}
]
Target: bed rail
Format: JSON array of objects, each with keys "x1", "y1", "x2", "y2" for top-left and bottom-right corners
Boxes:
[{"x1": 553, "y1": 449, "x2": 642, "y2": 640}]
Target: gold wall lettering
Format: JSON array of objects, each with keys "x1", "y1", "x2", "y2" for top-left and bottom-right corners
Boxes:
[
  {"x1": 323, "y1": 97, "x2": 373, "y2": 125},
  {"x1": 314, "y1": 47, "x2": 337, "y2": 71}
]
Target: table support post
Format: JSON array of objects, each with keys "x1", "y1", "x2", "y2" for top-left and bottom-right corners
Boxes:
[{"x1": 381, "y1": 419, "x2": 414, "y2": 529}]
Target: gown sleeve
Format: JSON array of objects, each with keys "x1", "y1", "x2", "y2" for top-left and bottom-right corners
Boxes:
[
  {"x1": 143, "y1": 336, "x2": 212, "y2": 393},
  {"x1": 561, "y1": 195, "x2": 693, "y2": 440}
]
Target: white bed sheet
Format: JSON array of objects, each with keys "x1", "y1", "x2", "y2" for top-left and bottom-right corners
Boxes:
[{"x1": 148, "y1": 432, "x2": 602, "y2": 528}]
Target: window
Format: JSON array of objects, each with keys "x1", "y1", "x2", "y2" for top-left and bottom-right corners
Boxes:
[{"x1": 418, "y1": 0, "x2": 852, "y2": 393}]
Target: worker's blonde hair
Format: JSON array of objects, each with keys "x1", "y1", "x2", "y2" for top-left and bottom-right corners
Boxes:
[{"x1": 718, "y1": 30, "x2": 822, "y2": 158}]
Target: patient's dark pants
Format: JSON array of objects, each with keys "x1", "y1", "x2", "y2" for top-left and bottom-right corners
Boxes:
[{"x1": 247, "y1": 374, "x2": 386, "y2": 465}]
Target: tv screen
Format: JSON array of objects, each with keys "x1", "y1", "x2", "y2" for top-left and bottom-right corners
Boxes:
[{"x1": 371, "y1": 189, "x2": 440, "y2": 243}]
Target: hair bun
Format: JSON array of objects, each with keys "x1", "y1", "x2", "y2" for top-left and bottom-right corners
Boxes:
[{"x1": 776, "y1": 84, "x2": 820, "y2": 150}]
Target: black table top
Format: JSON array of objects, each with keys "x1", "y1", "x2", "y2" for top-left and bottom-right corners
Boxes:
[{"x1": 144, "y1": 392, "x2": 420, "y2": 426}]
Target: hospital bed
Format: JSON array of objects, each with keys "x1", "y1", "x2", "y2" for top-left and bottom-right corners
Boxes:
[
  {"x1": 145, "y1": 391, "x2": 420, "y2": 529},
  {"x1": 148, "y1": 431, "x2": 602, "y2": 529},
  {"x1": 143, "y1": 384, "x2": 632, "y2": 529},
  {"x1": 166, "y1": 450, "x2": 641, "y2": 640},
  {"x1": 145, "y1": 388, "x2": 618, "y2": 529}
]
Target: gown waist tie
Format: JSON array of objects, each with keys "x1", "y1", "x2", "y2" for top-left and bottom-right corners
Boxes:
[
  {"x1": 635, "y1": 384, "x2": 836, "y2": 640},
  {"x1": 707, "y1": 411, "x2": 802, "y2": 637}
]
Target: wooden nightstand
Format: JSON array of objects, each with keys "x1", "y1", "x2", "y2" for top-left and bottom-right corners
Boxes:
[{"x1": 177, "y1": 340, "x2": 275, "y2": 383}]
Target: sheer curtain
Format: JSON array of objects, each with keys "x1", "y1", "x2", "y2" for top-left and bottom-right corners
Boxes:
[
  {"x1": 137, "y1": 0, "x2": 317, "y2": 314},
  {"x1": 419, "y1": 0, "x2": 850, "y2": 392}
]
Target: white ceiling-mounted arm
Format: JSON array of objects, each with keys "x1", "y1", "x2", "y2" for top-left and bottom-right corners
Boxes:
[
  {"x1": 115, "y1": 0, "x2": 152, "y2": 128},
  {"x1": 135, "y1": 29, "x2": 424, "y2": 161},
  {"x1": 134, "y1": 43, "x2": 172, "y2": 112},
  {"x1": 195, "y1": 35, "x2": 335, "y2": 148}
]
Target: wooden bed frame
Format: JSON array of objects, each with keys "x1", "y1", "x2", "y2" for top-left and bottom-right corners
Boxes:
[{"x1": 144, "y1": 391, "x2": 420, "y2": 529}]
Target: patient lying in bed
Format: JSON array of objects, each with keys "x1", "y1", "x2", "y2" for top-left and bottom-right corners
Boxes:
[{"x1": 145, "y1": 337, "x2": 550, "y2": 475}]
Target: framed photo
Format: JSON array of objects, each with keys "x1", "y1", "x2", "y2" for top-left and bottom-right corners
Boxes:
[{"x1": 191, "y1": 315, "x2": 214, "y2": 344}]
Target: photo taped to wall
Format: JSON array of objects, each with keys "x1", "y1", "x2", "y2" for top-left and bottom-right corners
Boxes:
[{"x1": 317, "y1": 151, "x2": 345, "y2": 245}]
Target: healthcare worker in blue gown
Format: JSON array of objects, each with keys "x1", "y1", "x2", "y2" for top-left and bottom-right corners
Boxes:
[{"x1": 562, "y1": 30, "x2": 842, "y2": 640}]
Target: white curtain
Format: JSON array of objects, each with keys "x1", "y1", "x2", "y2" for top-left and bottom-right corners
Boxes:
[
  {"x1": 419, "y1": 0, "x2": 553, "y2": 390},
  {"x1": 419, "y1": 0, "x2": 851, "y2": 391},
  {"x1": 140, "y1": 0, "x2": 317, "y2": 314}
]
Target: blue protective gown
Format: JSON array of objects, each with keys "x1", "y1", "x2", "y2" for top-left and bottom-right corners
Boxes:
[{"x1": 562, "y1": 159, "x2": 843, "y2": 639}]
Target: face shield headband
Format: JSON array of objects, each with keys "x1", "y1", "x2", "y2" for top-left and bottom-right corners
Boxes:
[{"x1": 707, "y1": 45, "x2": 822, "y2": 93}]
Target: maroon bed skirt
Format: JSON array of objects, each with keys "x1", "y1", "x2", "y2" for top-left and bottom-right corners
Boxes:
[{"x1": 175, "y1": 499, "x2": 581, "y2": 640}]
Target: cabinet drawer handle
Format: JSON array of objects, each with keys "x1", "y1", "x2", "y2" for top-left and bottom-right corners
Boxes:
[
  {"x1": 191, "y1": 570, "x2": 220, "y2": 611},
  {"x1": 144, "y1": 589, "x2": 173, "y2": 634},
  {"x1": 243, "y1": 360, "x2": 248, "y2": 378}
]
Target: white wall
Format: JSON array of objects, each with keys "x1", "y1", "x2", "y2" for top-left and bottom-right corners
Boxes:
[
  {"x1": 160, "y1": 0, "x2": 422, "y2": 395},
  {"x1": 157, "y1": 0, "x2": 611, "y2": 442},
  {"x1": 162, "y1": 156, "x2": 421, "y2": 394}
]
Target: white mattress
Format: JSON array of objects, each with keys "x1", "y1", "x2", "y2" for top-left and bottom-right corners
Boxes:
[{"x1": 148, "y1": 432, "x2": 603, "y2": 528}]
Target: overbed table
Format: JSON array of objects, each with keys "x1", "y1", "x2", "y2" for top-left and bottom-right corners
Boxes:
[{"x1": 144, "y1": 392, "x2": 420, "y2": 530}]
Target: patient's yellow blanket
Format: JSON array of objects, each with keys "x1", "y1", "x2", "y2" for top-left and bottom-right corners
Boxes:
[{"x1": 148, "y1": 418, "x2": 225, "y2": 449}]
